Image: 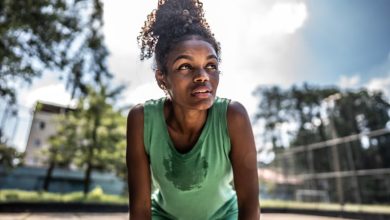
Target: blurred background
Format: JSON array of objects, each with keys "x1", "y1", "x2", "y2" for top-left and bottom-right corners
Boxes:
[{"x1": 1, "y1": 0, "x2": 390, "y2": 218}]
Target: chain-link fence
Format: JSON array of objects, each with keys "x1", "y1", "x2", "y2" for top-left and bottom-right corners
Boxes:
[{"x1": 260, "y1": 128, "x2": 390, "y2": 205}]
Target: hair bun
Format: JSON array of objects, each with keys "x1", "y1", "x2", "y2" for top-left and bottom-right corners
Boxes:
[
  {"x1": 182, "y1": 9, "x2": 190, "y2": 16},
  {"x1": 138, "y1": 0, "x2": 220, "y2": 71}
]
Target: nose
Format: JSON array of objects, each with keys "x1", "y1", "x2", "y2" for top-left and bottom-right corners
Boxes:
[{"x1": 193, "y1": 68, "x2": 209, "y2": 82}]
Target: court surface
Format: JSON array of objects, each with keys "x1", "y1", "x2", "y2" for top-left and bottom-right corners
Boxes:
[{"x1": 0, "y1": 213, "x2": 356, "y2": 220}]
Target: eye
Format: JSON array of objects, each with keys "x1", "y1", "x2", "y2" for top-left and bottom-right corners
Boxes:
[
  {"x1": 205, "y1": 63, "x2": 218, "y2": 71},
  {"x1": 177, "y1": 64, "x2": 192, "y2": 71}
]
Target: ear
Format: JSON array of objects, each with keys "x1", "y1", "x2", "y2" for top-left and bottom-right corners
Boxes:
[{"x1": 155, "y1": 69, "x2": 166, "y2": 90}]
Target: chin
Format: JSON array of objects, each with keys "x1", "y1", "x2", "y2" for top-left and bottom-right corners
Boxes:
[{"x1": 192, "y1": 96, "x2": 216, "y2": 110}]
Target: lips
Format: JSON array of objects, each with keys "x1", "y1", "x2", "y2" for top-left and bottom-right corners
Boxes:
[
  {"x1": 191, "y1": 86, "x2": 212, "y2": 95},
  {"x1": 191, "y1": 85, "x2": 213, "y2": 99}
]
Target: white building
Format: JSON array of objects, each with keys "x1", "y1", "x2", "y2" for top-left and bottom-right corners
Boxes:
[{"x1": 24, "y1": 101, "x2": 73, "y2": 167}]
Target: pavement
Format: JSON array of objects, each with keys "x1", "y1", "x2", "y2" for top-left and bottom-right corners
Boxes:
[{"x1": 0, "y1": 213, "x2": 356, "y2": 220}]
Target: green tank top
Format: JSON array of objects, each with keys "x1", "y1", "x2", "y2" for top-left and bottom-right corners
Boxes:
[{"x1": 144, "y1": 97, "x2": 238, "y2": 220}]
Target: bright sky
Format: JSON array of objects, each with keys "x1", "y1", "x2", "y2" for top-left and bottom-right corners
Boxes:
[
  {"x1": 7, "y1": 0, "x2": 390, "y2": 156},
  {"x1": 103, "y1": 0, "x2": 310, "y2": 116}
]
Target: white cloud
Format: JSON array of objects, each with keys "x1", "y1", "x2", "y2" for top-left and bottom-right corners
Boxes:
[
  {"x1": 20, "y1": 83, "x2": 74, "y2": 108},
  {"x1": 103, "y1": 0, "x2": 309, "y2": 118},
  {"x1": 366, "y1": 75, "x2": 390, "y2": 98},
  {"x1": 258, "y1": 2, "x2": 308, "y2": 36},
  {"x1": 338, "y1": 75, "x2": 361, "y2": 89},
  {"x1": 12, "y1": 0, "x2": 310, "y2": 152},
  {"x1": 123, "y1": 81, "x2": 163, "y2": 106},
  {"x1": 103, "y1": 0, "x2": 156, "y2": 86},
  {"x1": 13, "y1": 82, "x2": 75, "y2": 151},
  {"x1": 364, "y1": 52, "x2": 390, "y2": 100}
]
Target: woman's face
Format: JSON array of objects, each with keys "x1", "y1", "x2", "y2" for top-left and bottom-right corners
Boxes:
[{"x1": 158, "y1": 38, "x2": 220, "y2": 111}]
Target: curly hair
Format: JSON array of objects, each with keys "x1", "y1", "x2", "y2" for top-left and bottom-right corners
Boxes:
[{"x1": 138, "y1": 0, "x2": 220, "y2": 74}]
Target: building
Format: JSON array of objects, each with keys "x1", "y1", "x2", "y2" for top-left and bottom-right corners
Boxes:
[
  {"x1": 16, "y1": 101, "x2": 127, "y2": 195},
  {"x1": 24, "y1": 101, "x2": 73, "y2": 167}
]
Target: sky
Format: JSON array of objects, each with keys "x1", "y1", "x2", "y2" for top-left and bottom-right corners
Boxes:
[{"x1": 4, "y1": 0, "x2": 390, "y2": 154}]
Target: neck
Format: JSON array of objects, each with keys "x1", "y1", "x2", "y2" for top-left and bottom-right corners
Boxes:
[{"x1": 165, "y1": 99, "x2": 208, "y2": 134}]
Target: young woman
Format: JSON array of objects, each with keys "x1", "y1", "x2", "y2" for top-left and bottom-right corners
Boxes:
[{"x1": 126, "y1": 0, "x2": 260, "y2": 219}]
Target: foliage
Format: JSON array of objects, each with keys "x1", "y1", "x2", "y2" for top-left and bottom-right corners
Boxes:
[
  {"x1": 253, "y1": 84, "x2": 340, "y2": 150},
  {"x1": 0, "y1": 0, "x2": 111, "y2": 103},
  {"x1": 330, "y1": 90, "x2": 390, "y2": 136},
  {"x1": 71, "y1": 85, "x2": 126, "y2": 186},
  {"x1": 2, "y1": 189, "x2": 390, "y2": 214},
  {"x1": 46, "y1": 84, "x2": 127, "y2": 194},
  {"x1": 44, "y1": 113, "x2": 79, "y2": 167},
  {"x1": 0, "y1": 187, "x2": 127, "y2": 204},
  {"x1": 254, "y1": 84, "x2": 390, "y2": 204},
  {"x1": 0, "y1": 141, "x2": 24, "y2": 170},
  {"x1": 254, "y1": 84, "x2": 390, "y2": 151},
  {"x1": 1, "y1": 0, "x2": 127, "y2": 195}
]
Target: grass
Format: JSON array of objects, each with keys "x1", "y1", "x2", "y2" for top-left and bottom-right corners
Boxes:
[
  {"x1": 1, "y1": 189, "x2": 389, "y2": 214},
  {"x1": 0, "y1": 187, "x2": 127, "y2": 204}
]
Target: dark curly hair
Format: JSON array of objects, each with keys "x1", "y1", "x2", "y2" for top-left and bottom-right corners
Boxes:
[{"x1": 138, "y1": 0, "x2": 221, "y2": 74}]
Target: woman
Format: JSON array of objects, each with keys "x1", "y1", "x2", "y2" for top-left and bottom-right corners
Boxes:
[{"x1": 126, "y1": 0, "x2": 260, "y2": 219}]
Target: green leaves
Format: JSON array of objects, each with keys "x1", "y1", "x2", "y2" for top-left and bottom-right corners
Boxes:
[
  {"x1": 254, "y1": 84, "x2": 390, "y2": 149},
  {"x1": 46, "y1": 84, "x2": 127, "y2": 191},
  {"x1": 0, "y1": 0, "x2": 111, "y2": 103},
  {"x1": 0, "y1": 141, "x2": 25, "y2": 170}
]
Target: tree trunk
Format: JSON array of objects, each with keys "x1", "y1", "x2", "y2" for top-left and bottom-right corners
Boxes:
[
  {"x1": 83, "y1": 160, "x2": 92, "y2": 194},
  {"x1": 83, "y1": 114, "x2": 99, "y2": 195},
  {"x1": 43, "y1": 160, "x2": 55, "y2": 191},
  {"x1": 83, "y1": 139, "x2": 94, "y2": 195}
]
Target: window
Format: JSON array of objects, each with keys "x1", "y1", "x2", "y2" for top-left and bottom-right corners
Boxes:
[
  {"x1": 39, "y1": 121, "x2": 45, "y2": 130},
  {"x1": 34, "y1": 139, "x2": 41, "y2": 147}
]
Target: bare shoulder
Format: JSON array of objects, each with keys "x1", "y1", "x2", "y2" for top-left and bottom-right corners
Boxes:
[
  {"x1": 126, "y1": 103, "x2": 145, "y2": 148},
  {"x1": 126, "y1": 103, "x2": 146, "y2": 160},
  {"x1": 227, "y1": 100, "x2": 250, "y2": 128},
  {"x1": 127, "y1": 103, "x2": 144, "y2": 125},
  {"x1": 226, "y1": 100, "x2": 254, "y2": 149}
]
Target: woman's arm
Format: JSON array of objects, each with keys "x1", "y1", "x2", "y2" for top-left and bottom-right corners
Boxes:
[
  {"x1": 126, "y1": 104, "x2": 152, "y2": 220},
  {"x1": 227, "y1": 101, "x2": 260, "y2": 220}
]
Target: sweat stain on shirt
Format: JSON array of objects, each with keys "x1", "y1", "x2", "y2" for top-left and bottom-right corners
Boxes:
[{"x1": 163, "y1": 153, "x2": 209, "y2": 191}]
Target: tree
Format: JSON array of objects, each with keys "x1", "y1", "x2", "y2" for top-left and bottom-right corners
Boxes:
[
  {"x1": 42, "y1": 111, "x2": 78, "y2": 191},
  {"x1": 330, "y1": 90, "x2": 390, "y2": 136},
  {"x1": 1, "y1": 0, "x2": 128, "y2": 193},
  {"x1": 253, "y1": 84, "x2": 339, "y2": 152},
  {"x1": 46, "y1": 84, "x2": 126, "y2": 194},
  {"x1": 0, "y1": 0, "x2": 111, "y2": 103},
  {"x1": 0, "y1": 141, "x2": 24, "y2": 171},
  {"x1": 254, "y1": 84, "x2": 390, "y2": 153},
  {"x1": 328, "y1": 90, "x2": 390, "y2": 171},
  {"x1": 254, "y1": 84, "x2": 390, "y2": 203}
]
